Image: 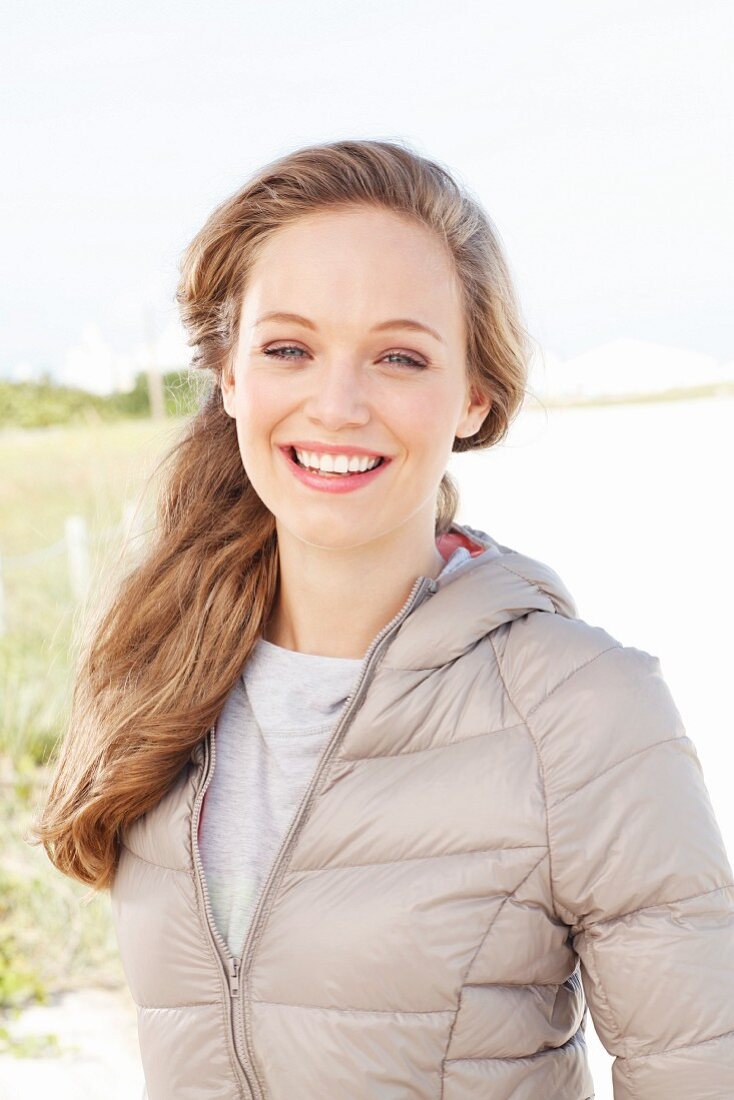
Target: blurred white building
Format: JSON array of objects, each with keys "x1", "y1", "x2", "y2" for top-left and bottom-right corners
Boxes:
[
  {"x1": 58, "y1": 320, "x2": 191, "y2": 395},
  {"x1": 529, "y1": 338, "x2": 734, "y2": 403}
]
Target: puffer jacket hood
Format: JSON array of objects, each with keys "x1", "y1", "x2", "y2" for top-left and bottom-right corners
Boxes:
[
  {"x1": 390, "y1": 523, "x2": 579, "y2": 668},
  {"x1": 110, "y1": 521, "x2": 734, "y2": 1100}
]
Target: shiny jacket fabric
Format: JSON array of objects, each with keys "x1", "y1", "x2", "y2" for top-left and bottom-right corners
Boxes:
[{"x1": 109, "y1": 522, "x2": 734, "y2": 1099}]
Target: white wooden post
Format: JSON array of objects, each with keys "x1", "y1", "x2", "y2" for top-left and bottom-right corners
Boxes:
[
  {"x1": 122, "y1": 499, "x2": 142, "y2": 542},
  {"x1": 122, "y1": 499, "x2": 148, "y2": 561},
  {"x1": 65, "y1": 515, "x2": 90, "y2": 599},
  {"x1": 0, "y1": 554, "x2": 6, "y2": 636}
]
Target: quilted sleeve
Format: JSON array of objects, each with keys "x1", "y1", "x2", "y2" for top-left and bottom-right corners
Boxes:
[{"x1": 528, "y1": 643, "x2": 734, "y2": 1098}]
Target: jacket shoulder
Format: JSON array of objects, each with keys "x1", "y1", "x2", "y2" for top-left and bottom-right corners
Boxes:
[
  {"x1": 491, "y1": 608, "x2": 645, "y2": 716},
  {"x1": 492, "y1": 609, "x2": 688, "y2": 807}
]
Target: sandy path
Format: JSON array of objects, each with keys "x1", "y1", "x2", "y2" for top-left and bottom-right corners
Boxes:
[{"x1": 0, "y1": 985, "x2": 144, "y2": 1099}]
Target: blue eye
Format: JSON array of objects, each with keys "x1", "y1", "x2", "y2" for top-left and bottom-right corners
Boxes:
[
  {"x1": 263, "y1": 345, "x2": 306, "y2": 360},
  {"x1": 382, "y1": 352, "x2": 426, "y2": 369},
  {"x1": 262, "y1": 345, "x2": 426, "y2": 369}
]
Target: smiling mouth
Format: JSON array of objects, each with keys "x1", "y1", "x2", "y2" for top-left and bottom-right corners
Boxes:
[{"x1": 288, "y1": 446, "x2": 386, "y2": 475}]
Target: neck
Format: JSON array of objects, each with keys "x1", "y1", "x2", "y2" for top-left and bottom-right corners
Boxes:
[{"x1": 263, "y1": 519, "x2": 447, "y2": 658}]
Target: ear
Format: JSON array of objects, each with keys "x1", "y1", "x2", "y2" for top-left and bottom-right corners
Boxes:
[
  {"x1": 220, "y1": 360, "x2": 236, "y2": 419},
  {"x1": 456, "y1": 382, "x2": 492, "y2": 440}
]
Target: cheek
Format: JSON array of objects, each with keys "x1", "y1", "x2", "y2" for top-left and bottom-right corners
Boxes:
[
  {"x1": 390, "y1": 383, "x2": 459, "y2": 448},
  {"x1": 235, "y1": 372, "x2": 288, "y2": 433},
  {"x1": 231, "y1": 374, "x2": 292, "y2": 485}
]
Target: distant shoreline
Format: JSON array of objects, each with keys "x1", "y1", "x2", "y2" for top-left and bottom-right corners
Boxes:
[{"x1": 528, "y1": 381, "x2": 734, "y2": 409}]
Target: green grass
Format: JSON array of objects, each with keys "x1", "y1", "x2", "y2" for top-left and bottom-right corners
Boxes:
[
  {"x1": 0, "y1": 416, "x2": 194, "y2": 1012},
  {"x1": 1, "y1": 764, "x2": 130, "y2": 1017},
  {"x1": 0, "y1": 416, "x2": 189, "y2": 765}
]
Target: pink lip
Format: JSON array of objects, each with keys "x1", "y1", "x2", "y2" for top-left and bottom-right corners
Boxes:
[
  {"x1": 282, "y1": 440, "x2": 388, "y2": 459},
  {"x1": 279, "y1": 445, "x2": 391, "y2": 494}
]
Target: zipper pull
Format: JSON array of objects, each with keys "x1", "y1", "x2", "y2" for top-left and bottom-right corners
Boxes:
[{"x1": 227, "y1": 956, "x2": 239, "y2": 997}]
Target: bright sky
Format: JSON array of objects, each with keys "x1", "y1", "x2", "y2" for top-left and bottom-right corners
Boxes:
[{"x1": 3, "y1": 0, "x2": 732, "y2": 390}]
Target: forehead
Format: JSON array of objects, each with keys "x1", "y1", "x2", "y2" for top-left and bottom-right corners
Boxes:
[{"x1": 240, "y1": 205, "x2": 463, "y2": 339}]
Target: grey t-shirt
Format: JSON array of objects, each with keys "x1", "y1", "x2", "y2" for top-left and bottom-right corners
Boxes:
[{"x1": 199, "y1": 546, "x2": 471, "y2": 958}]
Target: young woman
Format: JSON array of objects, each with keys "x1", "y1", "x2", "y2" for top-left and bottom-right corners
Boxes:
[{"x1": 33, "y1": 139, "x2": 734, "y2": 1100}]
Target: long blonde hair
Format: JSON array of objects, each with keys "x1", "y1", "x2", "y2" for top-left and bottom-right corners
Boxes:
[{"x1": 29, "y1": 137, "x2": 532, "y2": 890}]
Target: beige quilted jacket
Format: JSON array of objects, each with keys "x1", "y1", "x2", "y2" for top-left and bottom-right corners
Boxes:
[{"x1": 110, "y1": 522, "x2": 734, "y2": 1099}]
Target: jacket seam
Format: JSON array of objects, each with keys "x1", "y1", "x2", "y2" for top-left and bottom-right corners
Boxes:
[
  {"x1": 286, "y1": 843, "x2": 547, "y2": 876},
  {"x1": 585, "y1": 925, "x2": 630, "y2": 1060},
  {"x1": 443, "y1": 1026, "x2": 585, "y2": 1063},
  {"x1": 525, "y1": 644, "x2": 622, "y2": 718},
  {"x1": 371, "y1": 632, "x2": 618, "y2": 679},
  {"x1": 495, "y1": 560, "x2": 559, "y2": 607},
  {"x1": 120, "y1": 841, "x2": 191, "y2": 874},
  {"x1": 547, "y1": 735, "x2": 684, "y2": 811},
  {"x1": 440, "y1": 850, "x2": 547, "y2": 1099},
  {"x1": 487, "y1": 632, "x2": 571, "y2": 924},
  {"x1": 621, "y1": 1024, "x2": 734, "y2": 1062},
  {"x1": 581, "y1": 881, "x2": 734, "y2": 930},
  {"x1": 135, "y1": 999, "x2": 222, "y2": 1009},
  {"x1": 460, "y1": 978, "x2": 577, "y2": 989},
  {"x1": 338, "y1": 721, "x2": 526, "y2": 761},
  {"x1": 249, "y1": 997, "x2": 454, "y2": 1015},
  {"x1": 488, "y1": 632, "x2": 633, "y2": 1060}
]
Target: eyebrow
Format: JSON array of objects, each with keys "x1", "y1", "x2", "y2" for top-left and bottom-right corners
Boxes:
[{"x1": 254, "y1": 311, "x2": 444, "y2": 345}]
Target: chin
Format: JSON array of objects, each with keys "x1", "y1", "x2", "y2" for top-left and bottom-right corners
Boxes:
[{"x1": 277, "y1": 515, "x2": 379, "y2": 552}]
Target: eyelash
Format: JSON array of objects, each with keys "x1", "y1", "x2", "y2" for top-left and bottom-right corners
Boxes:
[{"x1": 262, "y1": 344, "x2": 427, "y2": 370}]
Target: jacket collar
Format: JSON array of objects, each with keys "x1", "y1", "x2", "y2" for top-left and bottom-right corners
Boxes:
[{"x1": 384, "y1": 520, "x2": 578, "y2": 670}]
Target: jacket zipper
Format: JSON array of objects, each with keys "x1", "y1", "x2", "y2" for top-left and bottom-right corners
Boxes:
[
  {"x1": 191, "y1": 728, "x2": 256, "y2": 1096},
  {"x1": 192, "y1": 571, "x2": 437, "y2": 1100},
  {"x1": 239, "y1": 572, "x2": 437, "y2": 1099}
]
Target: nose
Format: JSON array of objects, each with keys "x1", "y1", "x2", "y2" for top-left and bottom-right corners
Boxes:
[{"x1": 303, "y1": 358, "x2": 371, "y2": 430}]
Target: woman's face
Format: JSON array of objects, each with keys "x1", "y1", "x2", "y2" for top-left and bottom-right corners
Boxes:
[{"x1": 222, "y1": 204, "x2": 491, "y2": 551}]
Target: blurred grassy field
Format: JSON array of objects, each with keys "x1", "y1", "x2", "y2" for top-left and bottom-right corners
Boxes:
[
  {"x1": 0, "y1": 416, "x2": 189, "y2": 765},
  {"x1": 0, "y1": 416, "x2": 189, "y2": 1030}
]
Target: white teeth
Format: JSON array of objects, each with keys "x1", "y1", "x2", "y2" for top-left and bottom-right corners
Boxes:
[{"x1": 293, "y1": 449, "x2": 382, "y2": 474}]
